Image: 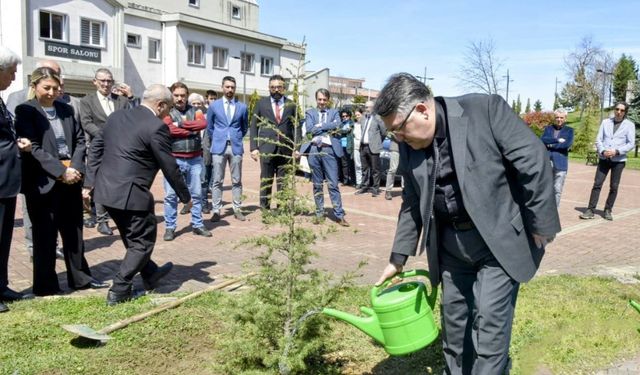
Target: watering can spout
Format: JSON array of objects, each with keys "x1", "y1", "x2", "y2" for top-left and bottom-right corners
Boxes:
[{"x1": 322, "y1": 306, "x2": 385, "y2": 345}]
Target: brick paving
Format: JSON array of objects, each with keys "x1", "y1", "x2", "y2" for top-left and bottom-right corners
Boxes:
[{"x1": 6, "y1": 156, "x2": 640, "y2": 297}]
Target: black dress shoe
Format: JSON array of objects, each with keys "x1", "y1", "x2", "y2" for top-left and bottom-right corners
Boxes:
[
  {"x1": 180, "y1": 203, "x2": 191, "y2": 215},
  {"x1": 106, "y1": 289, "x2": 146, "y2": 306},
  {"x1": 0, "y1": 302, "x2": 8, "y2": 313},
  {"x1": 202, "y1": 205, "x2": 211, "y2": 214},
  {"x1": 210, "y1": 212, "x2": 221, "y2": 222},
  {"x1": 83, "y1": 217, "x2": 96, "y2": 228},
  {"x1": 371, "y1": 189, "x2": 381, "y2": 197},
  {"x1": 233, "y1": 210, "x2": 246, "y2": 221},
  {"x1": 97, "y1": 222, "x2": 113, "y2": 235},
  {"x1": 142, "y1": 262, "x2": 174, "y2": 290},
  {"x1": 0, "y1": 288, "x2": 34, "y2": 302},
  {"x1": 354, "y1": 187, "x2": 370, "y2": 195},
  {"x1": 77, "y1": 278, "x2": 110, "y2": 290}
]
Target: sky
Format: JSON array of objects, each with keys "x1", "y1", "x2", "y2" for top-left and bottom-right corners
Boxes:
[{"x1": 260, "y1": 0, "x2": 640, "y2": 110}]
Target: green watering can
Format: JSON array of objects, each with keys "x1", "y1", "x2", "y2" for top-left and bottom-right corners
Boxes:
[{"x1": 323, "y1": 269, "x2": 439, "y2": 356}]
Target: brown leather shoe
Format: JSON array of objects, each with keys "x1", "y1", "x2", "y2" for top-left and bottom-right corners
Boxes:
[{"x1": 337, "y1": 218, "x2": 350, "y2": 227}]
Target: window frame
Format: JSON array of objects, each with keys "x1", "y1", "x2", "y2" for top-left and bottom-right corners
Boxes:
[
  {"x1": 189, "y1": 0, "x2": 200, "y2": 7},
  {"x1": 232, "y1": 6, "x2": 241, "y2": 20},
  {"x1": 187, "y1": 42, "x2": 206, "y2": 67},
  {"x1": 212, "y1": 46, "x2": 229, "y2": 70},
  {"x1": 260, "y1": 56, "x2": 274, "y2": 76},
  {"x1": 126, "y1": 33, "x2": 141, "y2": 48},
  {"x1": 39, "y1": 10, "x2": 68, "y2": 42},
  {"x1": 148, "y1": 37, "x2": 161, "y2": 63},
  {"x1": 80, "y1": 17, "x2": 106, "y2": 48},
  {"x1": 240, "y1": 52, "x2": 254, "y2": 74}
]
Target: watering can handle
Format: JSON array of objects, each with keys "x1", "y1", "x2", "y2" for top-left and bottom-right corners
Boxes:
[{"x1": 371, "y1": 269, "x2": 431, "y2": 299}]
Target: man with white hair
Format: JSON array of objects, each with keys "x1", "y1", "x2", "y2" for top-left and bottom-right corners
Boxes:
[
  {"x1": 84, "y1": 84, "x2": 191, "y2": 306},
  {"x1": 540, "y1": 108, "x2": 574, "y2": 206},
  {"x1": 0, "y1": 46, "x2": 33, "y2": 312}
]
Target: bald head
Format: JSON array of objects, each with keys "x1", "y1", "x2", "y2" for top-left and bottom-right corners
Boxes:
[
  {"x1": 36, "y1": 60, "x2": 61, "y2": 75},
  {"x1": 142, "y1": 84, "x2": 173, "y2": 118}
]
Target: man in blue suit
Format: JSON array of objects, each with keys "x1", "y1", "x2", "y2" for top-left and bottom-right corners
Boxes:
[
  {"x1": 540, "y1": 108, "x2": 574, "y2": 206},
  {"x1": 206, "y1": 76, "x2": 248, "y2": 222},
  {"x1": 300, "y1": 89, "x2": 349, "y2": 226}
]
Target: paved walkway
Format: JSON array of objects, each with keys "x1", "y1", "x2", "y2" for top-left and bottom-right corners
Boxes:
[{"x1": 6, "y1": 157, "x2": 640, "y2": 297}]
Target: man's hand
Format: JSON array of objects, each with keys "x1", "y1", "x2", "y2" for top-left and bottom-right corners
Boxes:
[
  {"x1": 375, "y1": 263, "x2": 404, "y2": 286},
  {"x1": 82, "y1": 187, "x2": 93, "y2": 199},
  {"x1": 62, "y1": 168, "x2": 82, "y2": 184},
  {"x1": 558, "y1": 138, "x2": 565, "y2": 143},
  {"x1": 17, "y1": 138, "x2": 32, "y2": 152},
  {"x1": 119, "y1": 83, "x2": 133, "y2": 98},
  {"x1": 293, "y1": 150, "x2": 301, "y2": 159},
  {"x1": 251, "y1": 149, "x2": 259, "y2": 161},
  {"x1": 603, "y1": 149, "x2": 616, "y2": 158},
  {"x1": 532, "y1": 233, "x2": 555, "y2": 249}
]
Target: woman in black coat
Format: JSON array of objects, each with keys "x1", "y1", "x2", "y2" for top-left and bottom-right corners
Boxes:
[{"x1": 15, "y1": 67, "x2": 107, "y2": 296}]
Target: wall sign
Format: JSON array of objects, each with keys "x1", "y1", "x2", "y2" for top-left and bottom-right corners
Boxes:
[{"x1": 44, "y1": 41, "x2": 101, "y2": 63}]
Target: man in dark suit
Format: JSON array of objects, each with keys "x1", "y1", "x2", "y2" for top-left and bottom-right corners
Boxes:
[
  {"x1": 300, "y1": 88, "x2": 349, "y2": 226},
  {"x1": 84, "y1": 84, "x2": 191, "y2": 306},
  {"x1": 249, "y1": 74, "x2": 301, "y2": 210},
  {"x1": 79, "y1": 68, "x2": 137, "y2": 235},
  {"x1": 206, "y1": 76, "x2": 248, "y2": 222},
  {"x1": 0, "y1": 46, "x2": 33, "y2": 312},
  {"x1": 374, "y1": 73, "x2": 560, "y2": 374},
  {"x1": 355, "y1": 100, "x2": 387, "y2": 197}
]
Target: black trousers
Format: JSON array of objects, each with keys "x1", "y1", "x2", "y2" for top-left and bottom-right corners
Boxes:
[
  {"x1": 26, "y1": 182, "x2": 93, "y2": 296},
  {"x1": 339, "y1": 148, "x2": 354, "y2": 184},
  {"x1": 259, "y1": 153, "x2": 288, "y2": 209},
  {"x1": 106, "y1": 206, "x2": 159, "y2": 294},
  {"x1": 0, "y1": 196, "x2": 16, "y2": 291},
  {"x1": 359, "y1": 144, "x2": 381, "y2": 189},
  {"x1": 587, "y1": 159, "x2": 626, "y2": 211}
]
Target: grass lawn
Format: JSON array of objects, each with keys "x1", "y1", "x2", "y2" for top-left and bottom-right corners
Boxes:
[{"x1": 2, "y1": 275, "x2": 640, "y2": 374}]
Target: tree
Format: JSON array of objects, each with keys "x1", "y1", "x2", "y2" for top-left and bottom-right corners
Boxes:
[
  {"x1": 553, "y1": 94, "x2": 560, "y2": 110},
  {"x1": 534, "y1": 99, "x2": 542, "y2": 112},
  {"x1": 352, "y1": 94, "x2": 366, "y2": 104},
  {"x1": 512, "y1": 99, "x2": 517, "y2": 112},
  {"x1": 612, "y1": 54, "x2": 638, "y2": 103},
  {"x1": 515, "y1": 95, "x2": 522, "y2": 114},
  {"x1": 525, "y1": 98, "x2": 531, "y2": 114},
  {"x1": 457, "y1": 38, "x2": 504, "y2": 95},
  {"x1": 561, "y1": 36, "x2": 608, "y2": 119}
]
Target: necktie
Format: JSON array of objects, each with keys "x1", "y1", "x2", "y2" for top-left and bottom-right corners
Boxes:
[
  {"x1": 274, "y1": 100, "x2": 281, "y2": 123},
  {"x1": 104, "y1": 96, "x2": 113, "y2": 115},
  {"x1": 0, "y1": 97, "x2": 16, "y2": 139},
  {"x1": 226, "y1": 101, "x2": 232, "y2": 123},
  {"x1": 320, "y1": 111, "x2": 326, "y2": 124}
]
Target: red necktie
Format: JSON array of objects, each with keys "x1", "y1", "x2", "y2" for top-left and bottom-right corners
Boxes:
[{"x1": 275, "y1": 101, "x2": 281, "y2": 123}]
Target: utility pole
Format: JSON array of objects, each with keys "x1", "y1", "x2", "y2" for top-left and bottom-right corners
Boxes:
[
  {"x1": 596, "y1": 68, "x2": 613, "y2": 121},
  {"x1": 503, "y1": 69, "x2": 514, "y2": 103}
]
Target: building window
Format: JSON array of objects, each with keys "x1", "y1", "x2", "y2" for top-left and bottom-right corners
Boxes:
[
  {"x1": 80, "y1": 18, "x2": 105, "y2": 47},
  {"x1": 241, "y1": 52, "x2": 254, "y2": 73},
  {"x1": 189, "y1": 0, "x2": 199, "y2": 7},
  {"x1": 260, "y1": 56, "x2": 273, "y2": 76},
  {"x1": 148, "y1": 38, "x2": 161, "y2": 62},
  {"x1": 212, "y1": 47, "x2": 228, "y2": 69},
  {"x1": 39, "y1": 10, "x2": 67, "y2": 41},
  {"x1": 232, "y1": 6, "x2": 241, "y2": 19},
  {"x1": 188, "y1": 42, "x2": 205, "y2": 66},
  {"x1": 126, "y1": 33, "x2": 141, "y2": 48}
]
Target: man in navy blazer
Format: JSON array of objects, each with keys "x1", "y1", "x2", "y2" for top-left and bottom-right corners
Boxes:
[
  {"x1": 300, "y1": 89, "x2": 349, "y2": 226},
  {"x1": 541, "y1": 108, "x2": 574, "y2": 206},
  {"x1": 205, "y1": 76, "x2": 248, "y2": 222}
]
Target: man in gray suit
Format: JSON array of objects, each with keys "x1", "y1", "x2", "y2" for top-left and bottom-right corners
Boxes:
[
  {"x1": 355, "y1": 100, "x2": 387, "y2": 197},
  {"x1": 375, "y1": 73, "x2": 560, "y2": 374},
  {"x1": 79, "y1": 68, "x2": 136, "y2": 235}
]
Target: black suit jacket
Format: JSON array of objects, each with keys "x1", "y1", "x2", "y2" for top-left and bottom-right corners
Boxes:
[
  {"x1": 249, "y1": 97, "x2": 301, "y2": 155},
  {"x1": 79, "y1": 92, "x2": 131, "y2": 142},
  {"x1": 392, "y1": 94, "x2": 561, "y2": 286},
  {"x1": 15, "y1": 99, "x2": 86, "y2": 195},
  {"x1": 85, "y1": 105, "x2": 190, "y2": 212},
  {"x1": 0, "y1": 102, "x2": 20, "y2": 199}
]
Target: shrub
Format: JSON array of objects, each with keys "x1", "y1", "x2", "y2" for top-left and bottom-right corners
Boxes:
[{"x1": 521, "y1": 111, "x2": 555, "y2": 137}]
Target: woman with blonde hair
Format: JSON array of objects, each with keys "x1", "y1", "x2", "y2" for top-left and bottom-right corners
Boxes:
[{"x1": 15, "y1": 67, "x2": 108, "y2": 296}]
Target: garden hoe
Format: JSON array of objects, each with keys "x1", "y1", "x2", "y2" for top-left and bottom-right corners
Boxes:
[{"x1": 62, "y1": 274, "x2": 254, "y2": 343}]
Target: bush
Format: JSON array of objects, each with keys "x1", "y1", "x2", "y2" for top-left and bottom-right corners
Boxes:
[{"x1": 521, "y1": 111, "x2": 555, "y2": 137}]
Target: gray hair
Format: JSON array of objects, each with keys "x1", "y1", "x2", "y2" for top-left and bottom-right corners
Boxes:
[
  {"x1": 188, "y1": 92, "x2": 204, "y2": 105},
  {"x1": 0, "y1": 46, "x2": 21, "y2": 71},
  {"x1": 374, "y1": 73, "x2": 434, "y2": 118},
  {"x1": 554, "y1": 108, "x2": 567, "y2": 116},
  {"x1": 142, "y1": 84, "x2": 172, "y2": 103},
  {"x1": 94, "y1": 67, "x2": 113, "y2": 78},
  {"x1": 36, "y1": 59, "x2": 62, "y2": 75}
]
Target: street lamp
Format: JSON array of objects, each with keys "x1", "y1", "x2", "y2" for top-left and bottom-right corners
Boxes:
[
  {"x1": 596, "y1": 68, "x2": 613, "y2": 121},
  {"x1": 503, "y1": 69, "x2": 514, "y2": 103}
]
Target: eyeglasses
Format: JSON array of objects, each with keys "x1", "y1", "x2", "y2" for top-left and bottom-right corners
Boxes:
[
  {"x1": 614, "y1": 108, "x2": 626, "y2": 113},
  {"x1": 390, "y1": 103, "x2": 420, "y2": 134},
  {"x1": 96, "y1": 79, "x2": 114, "y2": 84},
  {"x1": 269, "y1": 85, "x2": 284, "y2": 90}
]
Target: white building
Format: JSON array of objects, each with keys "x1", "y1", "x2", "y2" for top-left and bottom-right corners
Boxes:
[{"x1": 0, "y1": 0, "x2": 306, "y2": 101}]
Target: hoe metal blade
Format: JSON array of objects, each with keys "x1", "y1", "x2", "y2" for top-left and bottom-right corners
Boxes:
[{"x1": 62, "y1": 324, "x2": 112, "y2": 341}]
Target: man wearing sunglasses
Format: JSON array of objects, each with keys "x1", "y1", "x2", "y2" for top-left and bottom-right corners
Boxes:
[
  {"x1": 374, "y1": 73, "x2": 559, "y2": 375},
  {"x1": 580, "y1": 102, "x2": 636, "y2": 221}
]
